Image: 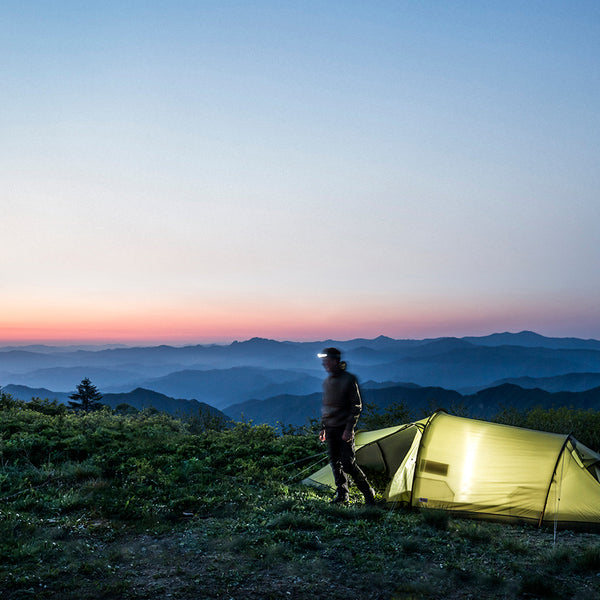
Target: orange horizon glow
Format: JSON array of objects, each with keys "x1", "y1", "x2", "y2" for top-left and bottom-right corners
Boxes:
[{"x1": 2, "y1": 300, "x2": 597, "y2": 346}]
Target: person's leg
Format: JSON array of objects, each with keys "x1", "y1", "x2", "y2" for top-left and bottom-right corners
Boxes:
[
  {"x1": 340, "y1": 439, "x2": 375, "y2": 504},
  {"x1": 326, "y1": 428, "x2": 349, "y2": 502}
]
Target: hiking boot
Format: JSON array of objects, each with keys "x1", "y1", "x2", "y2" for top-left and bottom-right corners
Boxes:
[
  {"x1": 363, "y1": 488, "x2": 376, "y2": 505},
  {"x1": 330, "y1": 494, "x2": 349, "y2": 505}
]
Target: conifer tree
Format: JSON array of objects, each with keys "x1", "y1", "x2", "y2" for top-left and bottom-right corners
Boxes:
[{"x1": 68, "y1": 377, "x2": 103, "y2": 411}]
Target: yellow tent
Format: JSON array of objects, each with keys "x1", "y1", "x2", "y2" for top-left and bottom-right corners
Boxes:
[{"x1": 303, "y1": 411, "x2": 600, "y2": 529}]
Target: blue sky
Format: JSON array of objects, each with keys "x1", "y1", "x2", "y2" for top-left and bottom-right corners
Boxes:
[{"x1": 2, "y1": 1, "x2": 599, "y2": 343}]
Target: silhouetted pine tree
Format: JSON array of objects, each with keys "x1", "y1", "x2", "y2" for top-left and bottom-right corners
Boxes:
[{"x1": 68, "y1": 377, "x2": 103, "y2": 411}]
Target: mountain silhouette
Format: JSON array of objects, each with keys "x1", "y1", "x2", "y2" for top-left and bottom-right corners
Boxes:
[
  {"x1": 2, "y1": 332, "x2": 600, "y2": 415},
  {"x1": 102, "y1": 388, "x2": 227, "y2": 420},
  {"x1": 224, "y1": 383, "x2": 600, "y2": 427}
]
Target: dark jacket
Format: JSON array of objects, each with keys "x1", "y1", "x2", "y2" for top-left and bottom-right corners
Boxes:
[{"x1": 321, "y1": 370, "x2": 362, "y2": 433}]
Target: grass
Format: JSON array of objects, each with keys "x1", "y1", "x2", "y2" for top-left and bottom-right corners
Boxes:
[{"x1": 1, "y1": 399, "x2": 600, "y2": 599}]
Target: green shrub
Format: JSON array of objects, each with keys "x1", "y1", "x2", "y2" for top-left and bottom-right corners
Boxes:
[
  {"x1": 576, "y1": 545, "x2": 600, "y2": 571},
  {"x1": 454, "y1": 521, "x2": 493, "y2": 543},
  {"x1": 266, "y1": 512, "x2": 321, "y2": 531},
  {"x1": 494, "y1": 406, "x2": 600, "y2": 451},
  {"x1": 420, "y1": 508, "x2": 450, "y2": 530},
  {"x1": 520, "y1": 569, "x2": 557, "y2": 598},
  {"x1": 360, "y1": 401, "x2": 412, "y2": 430}
]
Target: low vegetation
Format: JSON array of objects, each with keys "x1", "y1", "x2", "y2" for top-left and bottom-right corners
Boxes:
[{"x1": 2, "y1": 390, "x2": 600, "y2": 599}]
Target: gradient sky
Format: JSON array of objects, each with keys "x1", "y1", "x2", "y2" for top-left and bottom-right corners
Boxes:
[{"x1": 2, "y1": 1, "x2": 599, "y2": 345}]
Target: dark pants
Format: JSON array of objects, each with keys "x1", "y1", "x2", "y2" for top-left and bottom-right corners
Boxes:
[{"x1": 326, "y1": 427, "x2": 373, "y2": 499}]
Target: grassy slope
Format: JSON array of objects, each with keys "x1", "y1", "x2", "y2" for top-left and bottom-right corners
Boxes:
[{"x1": 1, "y1": 401, "x2": 600, "y2": 599}]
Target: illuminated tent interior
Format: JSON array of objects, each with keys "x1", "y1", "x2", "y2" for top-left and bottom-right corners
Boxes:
[{"x1": 303, "y1": 411, "x2": 600, "y2": 529}]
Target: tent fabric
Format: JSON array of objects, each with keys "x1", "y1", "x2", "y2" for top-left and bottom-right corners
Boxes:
[{"x1": 302, "y1": 411, "x2": 600, "y2": 529}]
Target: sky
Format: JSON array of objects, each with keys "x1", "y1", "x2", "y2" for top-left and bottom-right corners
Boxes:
[{"x1": 2, "y1": 1, "x2": 599, "y2": 345}]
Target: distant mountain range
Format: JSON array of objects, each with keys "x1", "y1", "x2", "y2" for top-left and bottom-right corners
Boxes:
[
  {"x1": 141, "y1": 367, "x2": 323, "y2": 408},
  {"x1": 491, "y1": 372, "x2": 600, "y2": 393},
  {"x1": 225, "y1": 383, "x2": 600, "y2": 427},
  {"x1": 3, "y1": 385, "x2": 228, "y2": 422},
  {"x1": 2, "y1": 331, "x2": 600, "y2": 422}
]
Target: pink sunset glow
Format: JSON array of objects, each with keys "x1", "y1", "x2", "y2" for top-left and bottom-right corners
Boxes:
[{"x1": 2, "y1": 295, "x2": 597, "y2": 346}]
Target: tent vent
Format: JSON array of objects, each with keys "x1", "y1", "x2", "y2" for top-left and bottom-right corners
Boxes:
[{"x1": 420, "y1": 460, "x2": 449, "y2": 477}]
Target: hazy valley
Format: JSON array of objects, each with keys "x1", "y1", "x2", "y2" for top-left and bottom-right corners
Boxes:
[{"x1": 3, "y1": 331, "x2": 600, "y2": 427}]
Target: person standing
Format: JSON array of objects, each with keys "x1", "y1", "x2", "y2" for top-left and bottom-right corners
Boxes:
[{"x1": 318, "y1": 347, "x2": 375, "y2": 505}]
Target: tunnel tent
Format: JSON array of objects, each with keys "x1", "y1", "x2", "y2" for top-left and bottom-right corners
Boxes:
[{"x1": 303, "y1": 411, "x2": 600, "y2": 529}]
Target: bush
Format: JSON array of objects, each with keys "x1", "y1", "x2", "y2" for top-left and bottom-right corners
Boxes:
[
  {"x1": 361, "y1": 401, "x2": 412, "y2": 430},
  {"x1": 420, "y1": 508, "x2": 450, "y2": 530},
  {"x1": 494, "y1": 406, "x2": 600, "y2": 451}
]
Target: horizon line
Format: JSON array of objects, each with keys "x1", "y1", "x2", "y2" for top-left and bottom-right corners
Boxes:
[{"x1": 1, "y1": 329, "x2": 599, "y2": 349}]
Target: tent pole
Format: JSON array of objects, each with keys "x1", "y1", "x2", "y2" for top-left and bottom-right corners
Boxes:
[
  {"x1": 538, "y1": 433, "x2": 572, "y2": 529},
  {"x1": 408, "y1": 409, "x2": 445, "y2": 508}
]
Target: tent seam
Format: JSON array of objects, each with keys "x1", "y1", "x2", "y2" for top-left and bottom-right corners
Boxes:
[
  {"x1": 408, "y1": 409, "x2": 446, "y2": 508},
  {"x1": 538, "y1": 432, "x2": 573, "y2": 529}
]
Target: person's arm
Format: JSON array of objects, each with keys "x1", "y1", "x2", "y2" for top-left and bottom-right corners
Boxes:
[{"x1": 343, "y1": 378, "x2": 362, "y2": 441}]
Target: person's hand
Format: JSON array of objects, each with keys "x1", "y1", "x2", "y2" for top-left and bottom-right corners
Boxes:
[
  {"x1": 319, "y1": 429, "x2": 326, "y2": 442},
  {"x1": 342, "y1": 429, "x2": 354, "y2": 442}
]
